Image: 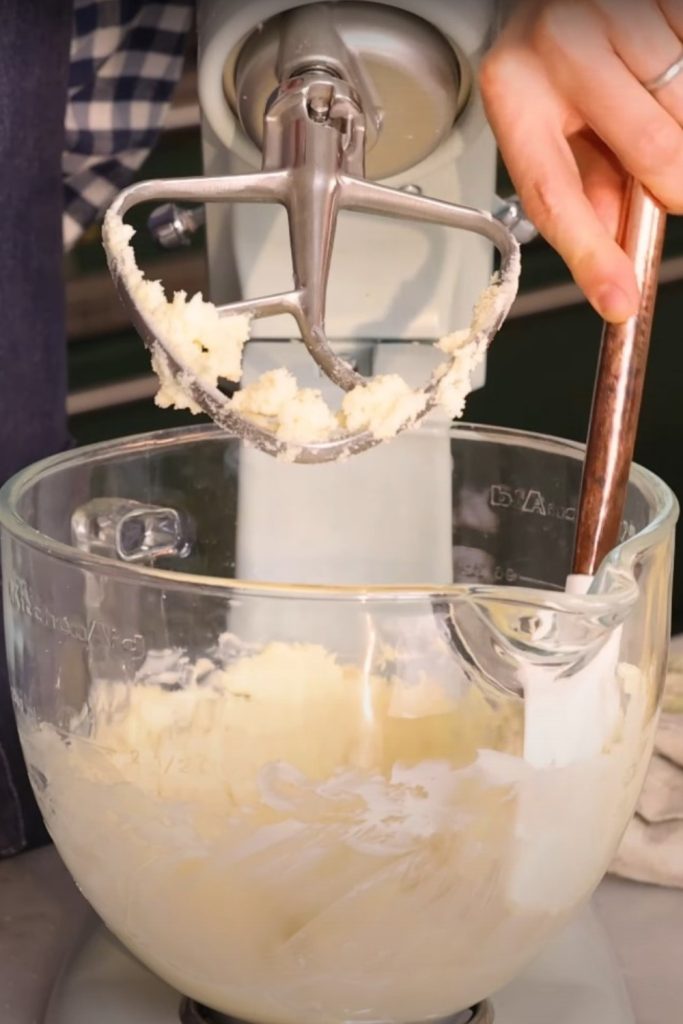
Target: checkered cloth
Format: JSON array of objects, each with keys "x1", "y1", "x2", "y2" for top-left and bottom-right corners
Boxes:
[{"x1": 63, "y1": 0, "x2": 194, "y2": 250}]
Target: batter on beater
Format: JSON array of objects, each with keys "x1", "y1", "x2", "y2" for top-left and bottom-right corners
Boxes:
[{"x1": 102, "y1": 210, "x2": 504, "y2": 448}]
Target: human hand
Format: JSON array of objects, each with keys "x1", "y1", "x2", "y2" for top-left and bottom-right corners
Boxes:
[{"x1": 480, "y1": 0, "x2": 683, "y2": 322}]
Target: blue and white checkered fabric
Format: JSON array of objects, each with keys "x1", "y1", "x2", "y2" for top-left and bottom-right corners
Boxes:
[{"x1": 63, "y1": 0, "x2": 194, "y2": 250}]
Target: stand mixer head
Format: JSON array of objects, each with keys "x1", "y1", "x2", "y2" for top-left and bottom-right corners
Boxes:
[{"x1": 103, "y1": 1, "x2": 520, "y2": 462}]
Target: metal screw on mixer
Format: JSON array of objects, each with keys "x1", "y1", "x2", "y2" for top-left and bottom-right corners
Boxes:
[
  {"x1": 307, "y1": 94, "x2": 331, "y2": 122},
  {"x1": 494, "y1": 194, "x2": 538, "y2": 245},
  {"x1": 295, "y1": 62, "x2": 338, "y2": 122},
  {"x1": 148, "y1": 202, "x2": 205, "y2": 249}
]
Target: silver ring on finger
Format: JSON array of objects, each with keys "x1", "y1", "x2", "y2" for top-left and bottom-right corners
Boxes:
[{"x1": 645, "y1": 48, "x2": 683, "y2": 93}]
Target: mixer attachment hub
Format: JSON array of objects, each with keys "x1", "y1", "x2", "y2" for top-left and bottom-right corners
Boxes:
[{"x1": 226, "y1": 2, "x2": 467, "y2": 181}]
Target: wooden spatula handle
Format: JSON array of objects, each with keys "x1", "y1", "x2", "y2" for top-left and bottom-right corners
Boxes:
[{"x1": 573, "y1": 181, "x2": 666, "y2": 577}]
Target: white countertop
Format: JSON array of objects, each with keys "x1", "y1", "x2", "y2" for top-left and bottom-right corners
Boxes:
[{"x1": 0, "y1": 847, "x2": 682, "y2": 1023}]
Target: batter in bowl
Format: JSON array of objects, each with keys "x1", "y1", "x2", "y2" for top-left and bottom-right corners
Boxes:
[{"x1": 18, "y1": 640, "x2": 653, "y2": 1023}]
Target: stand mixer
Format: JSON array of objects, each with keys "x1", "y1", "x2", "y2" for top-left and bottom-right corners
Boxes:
[{"x1": 1, "y1": 2, "x2": 683, "y2": 1024}]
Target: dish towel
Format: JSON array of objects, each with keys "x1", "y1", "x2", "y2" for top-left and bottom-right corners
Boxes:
[{"x1": 611, "y1": 636, "x2": 683, "y2": 888}]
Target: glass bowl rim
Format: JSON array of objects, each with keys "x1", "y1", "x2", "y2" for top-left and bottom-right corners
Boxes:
[{"x1": 0, "y1": 421, "x2": 677, "y2": 608}]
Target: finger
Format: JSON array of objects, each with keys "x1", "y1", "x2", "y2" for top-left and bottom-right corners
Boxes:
[
  {"x1": 569, "y1": 129, "x2": 627, "y2": 239},
  {"x1": 596, "y1": 0, "x2": 683, "y2": 123},
  {"x1": 480, "y1": 48, "x2": 639, "y2": 322},
  {"x1": 535, "y1": 1, "x2": 683, "y2": 212}
]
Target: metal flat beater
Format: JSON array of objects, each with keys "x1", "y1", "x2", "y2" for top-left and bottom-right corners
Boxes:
[{"x1": 103, "y1": 65, "x2": 520, "y2": 463}]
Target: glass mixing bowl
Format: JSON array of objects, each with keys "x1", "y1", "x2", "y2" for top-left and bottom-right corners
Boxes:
[{"x1": 0, "y1": 423, "x2": 677, "y2": 1024}]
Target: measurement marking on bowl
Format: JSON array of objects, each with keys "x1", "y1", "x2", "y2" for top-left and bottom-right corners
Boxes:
[
  {"x1": 489, "y1": 484, "x2": 637, "y2": 541},
  {"x1": 489, "y1": 484, "x2": 577, "y2": 520},
  {"x1": 6, "y1": 574, "x2": 146, "y2": 661}
]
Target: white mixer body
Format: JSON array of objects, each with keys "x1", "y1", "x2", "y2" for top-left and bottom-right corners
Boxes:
[
  {"x1": 195, "y1": 0, "x2": 501, "y2": 627},
  {"x1": 198, "y1": 0, "x2": 499, "y2": 390}
]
